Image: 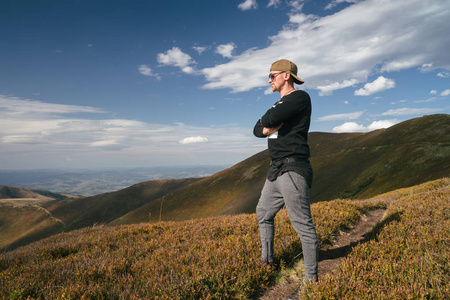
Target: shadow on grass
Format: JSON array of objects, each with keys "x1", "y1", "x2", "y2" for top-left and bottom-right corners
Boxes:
[
  {"x1": 318, "y1": 211, "x2": 402, "y2": 262},
  {"x1": 251, "y1": 210, "x2": 402, "y2": 299}
]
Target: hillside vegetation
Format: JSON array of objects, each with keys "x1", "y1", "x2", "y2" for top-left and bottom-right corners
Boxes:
[
  {"x1": 0, "y1": 186, "x2": 76, "y2": 251},
  {"x1": 0, "y1": 178, "x2": 448, "y2": 299},
  {"x1": 300, "y1": 178, "x2": 449, "y2": 299},
  {"x1": 0, "y1": 178, "x2": 200, "y2": 251},
  {"x1": 0, "y1": 185, "x2": 71, "y2": 200},
  {"x1": 117, "y1": 114, "x2": 450, "y2": 223}
]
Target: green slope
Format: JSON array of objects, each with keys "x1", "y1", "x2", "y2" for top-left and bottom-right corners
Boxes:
[
  {"x1": 0, "y1": 178, "x2": 200, "y2": 251},
  {"x1": 116, "y1": 114, "x2": 449, "y2": 224},
  {"x1": 310, "y1": 114, "x2": 450, "y2": 200}
]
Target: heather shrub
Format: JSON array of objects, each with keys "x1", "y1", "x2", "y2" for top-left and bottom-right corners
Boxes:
[
  {"x1": 0, "y1": 201, "x2": 377, "y2": 299},
  {"x1": 301, "y1": 178, "x2": 449, "y2": 299},
  {"x1": 1, "y1": 178, "x2": 447, "y2": 299}
]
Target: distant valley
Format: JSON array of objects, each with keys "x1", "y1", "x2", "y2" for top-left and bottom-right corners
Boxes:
[{"x1": 0, "y1": 165, "x2": 229, "y2": 196}]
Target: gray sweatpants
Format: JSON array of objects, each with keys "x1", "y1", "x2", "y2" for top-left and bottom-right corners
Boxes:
[{"x1": 256, "y1": 171, "x2": 319, "y2": 280}]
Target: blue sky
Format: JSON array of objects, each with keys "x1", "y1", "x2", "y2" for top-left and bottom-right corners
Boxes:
[{"x1": 1, "y1": 0, "x2": 449, "y2": 170}]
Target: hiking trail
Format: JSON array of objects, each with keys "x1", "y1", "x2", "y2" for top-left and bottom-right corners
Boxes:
[{"x1": 257, "y1": 209, "x2": 387, "y2": 300}]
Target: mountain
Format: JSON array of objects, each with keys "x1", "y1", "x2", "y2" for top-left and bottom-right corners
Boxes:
[
  {"x1": 111, "y1": 151, "x2": 269, "y2": 224},
  {"x1": 0, "y1": 178, "x2": 200, "y2": 251},
  {"x1": 48, "y1": 178, "x2": 202, "y2": 230},
  {"x1": 1, "y1": 114, "x2": 449, "y2": 251},
  {"x1": 0, "y1": 185, "x2": 72, "y2": 200},
  {"x1": 115, "y1": 114, "x2": 449, "y2": 224},
  {"x1": 0, "y1": 186, "x2": 77, "y2": 251},
  {"x1": 310, "y1": 113, "x2": 449, "y2": 200}
]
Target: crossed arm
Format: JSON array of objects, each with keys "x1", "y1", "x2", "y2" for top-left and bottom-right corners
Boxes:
[
  {"x1": 262, "y1": 122, "x2": 283, "y2": 136},
  {"x1": 253, "y1": 119, "x2": 283, "y2": 137},
  {"x1": 253, "y1": 91, "x2": 308, "y2": 138}
]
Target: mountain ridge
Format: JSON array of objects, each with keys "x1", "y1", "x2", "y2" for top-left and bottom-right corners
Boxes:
[{"x1": 0, "y1": 185, "x2": 73, "y2": 201}]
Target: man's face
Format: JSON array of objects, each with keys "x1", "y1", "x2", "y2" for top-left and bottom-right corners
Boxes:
[{"x1": 268, "y1": 71, "x2": 285, "y2": 92}]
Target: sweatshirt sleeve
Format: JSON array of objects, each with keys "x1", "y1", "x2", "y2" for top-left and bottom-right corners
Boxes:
[
  {"x1": 253, "y1": 119, "x2": 266, "y2": 138},
  {"x1": 260, "y1": 91, "x2": 310, "y2": 128}
]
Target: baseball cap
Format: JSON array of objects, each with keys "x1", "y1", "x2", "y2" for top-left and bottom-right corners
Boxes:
[{"x1": 270, "y1": 59, "x2": 304, "y2": 85}]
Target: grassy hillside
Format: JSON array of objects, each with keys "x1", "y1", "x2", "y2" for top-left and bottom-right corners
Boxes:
[
  {"x1": 0, "y1": 204, "x2": 65, "y2": 251},
  {"x1": 300, "y1": 178, "x2": 450, "y2": 299},
  {"x1": 115, "y1": 114, "x2": 449, "y2": 224},
  {"x1": 46, "y1": 178, "x2": 202, "y2": 230},
  {"x1": 0, "y1": 178, "x2": 448, "y2": 299},
  {"x1": 114, "y1": 150, "x2": 269, "y2": 224},
  {"x1": 0, "y1": 185, "x2": 72, "y2": 200},
  {"x1": 0, "y1": 185, "x2": 76, "y2": 250},
  {"x1": 310, "y1": 114, "x2": 450, "y2": 201},
  {"x1": 0, "y1": 178, "x2": 200, "y2": 251}
]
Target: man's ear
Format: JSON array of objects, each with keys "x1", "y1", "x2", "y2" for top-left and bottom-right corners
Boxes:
[{"x1": 284, "y1": 72, "x2": 294, "y2": 84}]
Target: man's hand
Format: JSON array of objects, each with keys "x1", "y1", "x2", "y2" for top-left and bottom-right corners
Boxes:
[{"x1": 263, "y1": 123, "x2": 283, "y2": 136}]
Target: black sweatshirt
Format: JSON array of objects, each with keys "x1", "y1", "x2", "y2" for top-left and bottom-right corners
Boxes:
[
  {"x1": 254, "y1": 90, "x2": 311, "y2": 161},
  {"x1": 253, "y1": 90, "x2": 313, "y2": 187}
]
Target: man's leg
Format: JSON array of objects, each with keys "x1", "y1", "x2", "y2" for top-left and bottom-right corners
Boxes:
[
  {"x1": 279, "y1": 171, "x2": 319, "y2": 280},
  {"x1": 256, "y1": 179, "x2": 285, "y2": 263}
]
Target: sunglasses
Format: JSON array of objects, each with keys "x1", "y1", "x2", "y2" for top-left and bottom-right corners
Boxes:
[{"x1": 268, "y1": 71, "x2": 285, "y2": 80}]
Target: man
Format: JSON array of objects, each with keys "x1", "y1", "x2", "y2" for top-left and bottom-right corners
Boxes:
[{"x1": 253, "y1": 59, "x2": 319, "y2": 282}]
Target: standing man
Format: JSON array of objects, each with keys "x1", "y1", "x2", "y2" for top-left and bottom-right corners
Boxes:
[{"x1": 253, "y1": 59, "x2": 318, "y2": 282}]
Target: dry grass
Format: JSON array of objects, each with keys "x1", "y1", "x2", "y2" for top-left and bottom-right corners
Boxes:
[
  {"x1": 0, "y1": 178, "x2": 448, "y2": 299},
  {"x1": 300, "y1": 178, "x2": 450, "y2": 299}
]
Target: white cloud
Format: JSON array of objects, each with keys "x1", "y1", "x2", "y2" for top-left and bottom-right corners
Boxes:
[
  {"x1": 288, "y1": 1, "x2": 305, "y2": 12},
  {"x1": 332, "y1": 122, "x2": 366, "y2": 133},
  {"x1": 430, "y1": 90, "x2": 438, "y2": 95},
  {"x1": 238, "y1": 0, "x2": 257, "y2": 11},
  {"x1": 0, "y1": 95, "x2": 265, "y2": 169},
  {"x1": 326, "y1": 0, "x2": 359, "y2": 10},
  {"x1": 332, "y1": 119, "x2": 399, "y2": 133},
  {"x1": 181, "y1": 66, "x2": 195, "y2": 74},
  {"x1": 441, "y1": 89, "x2": 450, "y2": 96},
  {"x1": 0, "y1": 94, "x2": 106, "y2": 115},
  {"x1": 200, "y1": 0, "x2": 450, "y2": 93},
  {"x1": 354, "y1": 76, "x2": 395, "y2": 96},
  {"x1": 367, "y1": 119, "x2": 399, "y2": 131},
  {"x1": 216, "y1": 43, "x2": 236, "y2": 59},
  {"x1": 317, "y1": 78, "x2": 359, "y2": 96},
  {"x1": 179, "y1": 136, "x2": 209, "y2": 144},
  {"x1": 90, "y1": 140, "x2": 126, "y2": 151},
  {"x1": 317, "y1": 111, "x2": 364, "y2": 122},
  {"x1": 138, "y1": 65, "x2": 161, "y2": 79},
  {"x1": 157, "y1": 47, "x2": 196, "y2": 74},
  {"x1": 437, "y1": 71, "x2": 450, "y2": 78},
  {"x1": 381, "y1": 107, "x2": 442, "y2": 116},
  {"x1": 193, "y1": 46, "x2": 208, "y2": 55},
  {"x1": 419, "y1": 63, "x2": 434, "y2": 72},
  {"x1": 138, "y1": 65, "x2": 152, "y2": 76},
  {"x1": 414, "y1": 97, "x2": 438, "y2": 103},
  {"x1": 267, "y1": 0, "x2": 281, "y2": 8}
]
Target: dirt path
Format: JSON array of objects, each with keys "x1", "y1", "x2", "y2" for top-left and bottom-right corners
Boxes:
[
  {"x1": 32, "y1": 204, "x2": 67, "y2": 227},
  {"x1": 257, "y1": 209, "x2": 387, "y2": 300}
]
